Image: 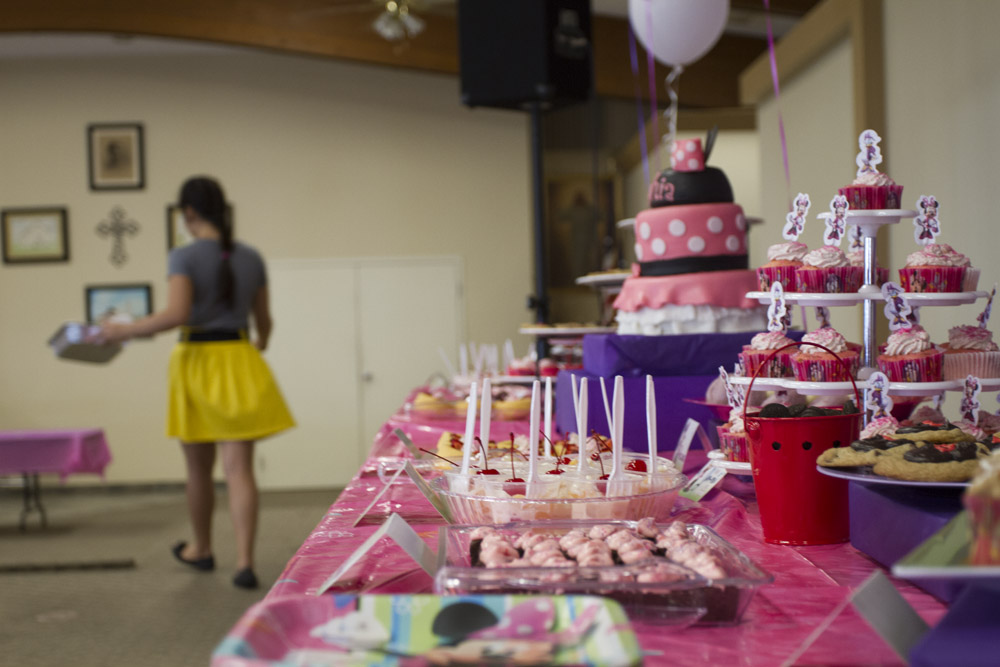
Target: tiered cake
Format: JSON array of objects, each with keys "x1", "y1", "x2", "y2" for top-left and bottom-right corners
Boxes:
[{"x1": 612, "y1": 136, "x2": 766, "y2": 335}]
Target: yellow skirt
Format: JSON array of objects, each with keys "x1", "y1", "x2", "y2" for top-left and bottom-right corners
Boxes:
[{"x1": 167, "y1": 340, "x2": 295, "y2": 443}]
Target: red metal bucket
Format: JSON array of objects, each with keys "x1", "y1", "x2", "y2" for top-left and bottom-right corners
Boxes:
[{"x1": 743, "y1": 342, "x2": 861, "y2": 545}]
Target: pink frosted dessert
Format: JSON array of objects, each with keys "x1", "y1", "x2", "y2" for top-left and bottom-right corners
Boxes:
[
  {"x1": 860, "y1": 415, "x2": 899, "y2": 439},
  {"x1": 758, "y1": 241, "x2": 809, "y2": 290},
  {"x1": 739, "y1": 330, "x2": 798, "y2": 378},
  {"x1": 791, "y1": 327, "x2": 860, "y2": 381},
  {"x1": 899, "y1": 243, "x2": 969, "y2": 293},
  {"x1": 941, "y1": 324, "x2": 1000, "y2": 380},
  {"x1": 877, "y1": 325, "x2": 943, "y2": 382},
  {"x1": 796, "y1": 246, "x2": 863, "y2": 294}
]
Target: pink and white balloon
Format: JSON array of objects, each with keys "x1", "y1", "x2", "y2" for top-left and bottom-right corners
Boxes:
[{"x1": 628, "y1": 0, "x2": 730, "y2": 67}]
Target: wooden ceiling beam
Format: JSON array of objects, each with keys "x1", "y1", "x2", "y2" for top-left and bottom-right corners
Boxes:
[{"x1": 0, "y1": 1, "x2": 772, "y2": 110}]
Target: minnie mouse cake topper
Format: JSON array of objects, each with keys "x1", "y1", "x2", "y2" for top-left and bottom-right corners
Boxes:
[
  {"x1": 913, "y1": 195, "x2": 941, "y2": 246},
  {"x1": 783, "y1": 192, "x2": 811, "y2": 241},
  {"x1": 824, "y1": 195, "x2": 849, "y2": 246}
]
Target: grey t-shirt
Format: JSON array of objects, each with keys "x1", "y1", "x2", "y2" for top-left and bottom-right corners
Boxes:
[{"x1": 167, "y1": 239, "x2": 267, "y2": 331}]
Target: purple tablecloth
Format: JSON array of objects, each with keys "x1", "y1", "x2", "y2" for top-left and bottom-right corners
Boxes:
[{"x1": 0, "y1": 428, "x2": 112, "y2": 480}]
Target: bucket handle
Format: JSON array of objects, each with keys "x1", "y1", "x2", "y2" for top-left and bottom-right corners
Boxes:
[{"x1": 741, "y1": 342, "x2": 862, "y2": 439}]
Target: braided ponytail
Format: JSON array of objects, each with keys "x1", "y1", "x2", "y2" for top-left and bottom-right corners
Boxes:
[{"x1": 179, "y1": 176, "x2": 235, "y2": 307}]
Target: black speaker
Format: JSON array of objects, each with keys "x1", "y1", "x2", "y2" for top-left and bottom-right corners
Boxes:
[{"x1": 457, "y1": 0, "x2": 592, "y2": 111}]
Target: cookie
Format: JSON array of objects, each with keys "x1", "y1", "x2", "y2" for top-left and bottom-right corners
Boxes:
[
  {"x1": 872, "y1": 441, "x2": 990, "y2": 482},
  {"x1": 817, "y1": 437, "x2": 914, "y2": 467},
  {"x1": 890, "y1": 421, "x2": 974, "y2": 444}
]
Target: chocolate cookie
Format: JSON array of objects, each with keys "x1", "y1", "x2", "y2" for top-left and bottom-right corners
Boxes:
[
  {"x1": 817, "y1": 437, "x2": 914, "y2": 467},
  {"x1": 890, "y1": 421, "x2": 974, "y2": 444},
  {"x1": 872, "y1": 441, "x2": 990, "y2": 482}
]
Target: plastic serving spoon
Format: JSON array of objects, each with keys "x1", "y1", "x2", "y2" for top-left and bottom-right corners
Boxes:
[
  {"x1": 576, "y1": 377, "x2": 589, "y2": 474},
  {"x1": 606, "y1": 376, "x2": 627, "y2": 497}
]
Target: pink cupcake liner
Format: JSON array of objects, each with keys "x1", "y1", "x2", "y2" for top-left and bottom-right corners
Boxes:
[
  {"x1": 898, "y1": 266, "x2": 966, "y2": 293},
  {"x1": 877, "y1": 350, "x2": 944, "y2": 382},
  {"x1": 756, "y1": 265, "x2": 798, "y2": 291},
  {"x1": 838, "y1": 184, "x2": 904, "y2": 210},
  {"x1": 963, "y1": 268, "x2": 981, "y2": 292},
  {"x1": 740, "y1": 348, "x2": 795, "y2": 378},
  {"x1": 716, "y1": 426, "x2": 749, "y2": 463},
  {"x1": 943, "y1": 351, "x2": 1000, "y2": 380},
  {"x1": 795, "y1": 266, "x2": 863, "y2": 293},
  {"x1": 791, "y1": 352, "x2": 860, "y2": 382}
]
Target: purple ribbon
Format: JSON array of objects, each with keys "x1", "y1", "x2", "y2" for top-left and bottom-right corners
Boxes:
[
  {"x1": 627, "y1": 24, "x2": 650, "y2": 187},
  {"x1": 764, "y1": 0, "x2": 792, "y2": 204}
]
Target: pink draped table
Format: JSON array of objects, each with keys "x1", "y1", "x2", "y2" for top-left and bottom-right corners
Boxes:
[
  {"x1": 217, "y1": 403, "x2": 949, "y2": 666},
  {"x1": 0, "y1": 428, "x2": 112, "y2": 529}
]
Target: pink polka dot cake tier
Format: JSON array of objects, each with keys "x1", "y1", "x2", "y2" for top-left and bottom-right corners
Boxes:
[{"x1": 614, "y1": 134, "x2": 766, "y2": 335}]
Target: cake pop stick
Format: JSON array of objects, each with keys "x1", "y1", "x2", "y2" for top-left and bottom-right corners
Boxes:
[
  {"x1": 646, "y1": 375, "x2": 657, "y2": 480},
  {"x1": 576, "y1": 378, "x2": 589, "y2": 473},
  {"x1": 479, "y1": 377, "x2": 492, "y2": 455}
]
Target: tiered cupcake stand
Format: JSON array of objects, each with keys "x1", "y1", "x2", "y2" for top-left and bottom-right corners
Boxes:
[{"x1": 720, "y1": 209, "x2": 992, "y2": 474}]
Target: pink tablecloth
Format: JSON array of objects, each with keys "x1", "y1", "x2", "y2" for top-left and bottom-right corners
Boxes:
[
  {"x1": 217, "y1": 411, "x2": 948, "y2": 666},
  {"x1": 0, "y1": 428, "x2": 112, "y2": 480}
]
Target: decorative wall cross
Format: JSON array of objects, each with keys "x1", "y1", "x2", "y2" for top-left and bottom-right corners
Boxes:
[{"x1": 96, "y1": 206, "x2": 140, "y2": 267}]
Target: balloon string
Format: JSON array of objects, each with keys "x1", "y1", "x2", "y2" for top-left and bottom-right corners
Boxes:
[
  {"x1": 644, "y1": 0, "x2": 660, "y2": 174},
  {"x1": 764, "y1": 0, "x2": 792, "y2": 206},
  {"x1": 664, "y1": 65, "x2": 683, "y2": 162},
  {"x1": 627, "y1": 24, "x2": 650, "y2": 187}
]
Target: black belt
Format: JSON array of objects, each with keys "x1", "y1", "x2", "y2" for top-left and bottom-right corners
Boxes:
[{"x1": 180, "y1": 329, "x2": 246, "y2": 342}]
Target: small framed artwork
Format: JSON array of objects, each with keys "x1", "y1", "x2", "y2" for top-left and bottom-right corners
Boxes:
[
  {"x1": 85, "y1": 283, "x2": 153, "y2": 324},
  {"x1": 1, "y1": 207, "x2": 70, "y2": 264},
  {"x1": 166, "y1": 205, "x2": 194, "y2": 250},
  {"x1": 87, "y1": 122, "x2": 145, "y2": 191}
]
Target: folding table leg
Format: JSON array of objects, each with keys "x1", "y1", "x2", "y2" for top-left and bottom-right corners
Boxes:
[{"x1": 19, "y1": 473, "x2": 47, "y2": 531}]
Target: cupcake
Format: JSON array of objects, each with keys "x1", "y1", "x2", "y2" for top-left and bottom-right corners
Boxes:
[
  {"x1": 795, "y1": 246, "x2": 863, "y2": 294},
  {"x1": 846, "y1": 249, "x2": 889, "y2": 286},
  {"x1": 757, "y1": 241, "x2": 808, "y2": 291},
  {"x1": 838, "y1": 130, "x2": 903, "y2": 210},
  {"x1": 739, "y1": 330, "x2": 798, "y2": 378},
  {"x1": 898, "y1": 243, "x2": 968, "y2": 293},
  {"x1": 964, "y1": 451, "x2": 1000, "y2": 565},
  {"x1": 941, "y1": 324, "x2": 1000, "y2": 380},
  {"x1": 860, "y1": 415, "x2": 899, "y2": 439},
  {"x1": 791, "y1": 327, "x2": 860, "y2": 382},
  {"x1": 716, "y1": 407, "x2": 749, "y2": 463},
  {"x1": 877, "y1": 324, "x2": 944, "y2": 382}
]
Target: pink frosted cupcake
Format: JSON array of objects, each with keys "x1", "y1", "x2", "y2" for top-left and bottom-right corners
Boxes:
[
  {"x1": 716, "y1": 408, "x2": 749, "y2": 463},
  {"x1": 757, "y1": 241, "x2": 808, "y2": 291},
  {"x1": 860, "y1": 415, "x2": 899, "y2": 439},
  {"x1": 898, "y1": 243, "x2": 968, "y2": 293},
  {"x1": 847, "y1": 249, "x2": 889, "y2": 286},
  {"x1": 964, "y1": 452, "x2": 1000, "y2": 565},
  {"x1": 941, "y1": 324, "x2": 1000, "y2": 380},
  {"x1": 791, "y1": 327, "x2": 860, "y2": 381},
  {"x1": 795, "y1": 246, "x2": 863, "y2": 293},
  {"x1": 739, "y1": 330, "x2": 798, "y2": 378},
  {"x1": 839, "y1": 171, "x2": 903, "y2": 210},
  {"x1": 877, "y1": 324, "x2": 944, "y2": 382}
]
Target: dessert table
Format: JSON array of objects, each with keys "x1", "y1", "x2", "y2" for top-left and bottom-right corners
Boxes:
[
  {"x1": 0, "y1": 428, "x2": 112, "y2": 530},
  {"x1": 213, "y1": 394, "x2": 957, "y2": 666}
]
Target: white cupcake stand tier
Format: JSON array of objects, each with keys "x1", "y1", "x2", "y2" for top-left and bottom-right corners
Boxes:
[{"x1": 744, "y1": 208, "x2": 994, "y2": 397}]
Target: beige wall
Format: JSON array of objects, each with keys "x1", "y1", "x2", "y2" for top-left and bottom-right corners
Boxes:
[
  {"x1": 0, "y1": 40, "x2": 532, "y2": 484},
  {"x1": 884, "y1": 0, "x2": 1000, "y2": 343}
]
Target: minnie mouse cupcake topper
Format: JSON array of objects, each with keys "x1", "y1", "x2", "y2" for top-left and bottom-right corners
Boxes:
[
  {"x1": 783, "y1": 192, "x2": 811, "y2": 241},
  {"x1": 856, "y1": 129, "x2": 884, "y2": 177},
  {"x1": 767, "y1": 282, "x2": 788, "y2": 333},
  {"x1": 961, "y1": 374, "x2": 982, "y2": 424},
  {"x1": 913, "y1": 195, "x2": 941, "y2": 246},
  {"x1": 824, "y1": 195, "x2": 849, "y2": 246},
  {"x1": 977, "y1": 284, "x2": 996, "y2": 329}
]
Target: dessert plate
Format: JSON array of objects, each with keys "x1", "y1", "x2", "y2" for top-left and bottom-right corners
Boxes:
[
  {"x1": 816, "y1": 464, "x2": 969, "y2": 489},
  {"x1": 745, "y1": 290, "x2": 986, "y2": 307},
  {"x1": 892, "y1": 512, "x2": 1000, "y2": 581}
]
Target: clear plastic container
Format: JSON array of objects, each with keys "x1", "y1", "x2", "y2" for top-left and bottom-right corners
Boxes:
[
  {"x1": 430, "y1": 474, "x2": 687, "y2": 523},
  {"x1": 435, "y1": 519, "x2": 773, "y2": 625},
  {"x1": 375, "y1": 457, "x2": 442, "y2": 485}
]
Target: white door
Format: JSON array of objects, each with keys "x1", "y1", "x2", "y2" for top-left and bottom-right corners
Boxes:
[
  {"x1": 260, "y1": 260, "x2": 361, "y2": 490},
  {"x1": 259, "y1": 256, "x2": 463, "y2": 490},
  {"x1": 356, "y1": 257, "x2": 464, "y2": 449}
]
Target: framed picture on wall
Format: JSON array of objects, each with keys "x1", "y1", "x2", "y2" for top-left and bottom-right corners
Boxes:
[
  {"x1": 544, "y1": 174, "x2": 622, "y2": 289},
  {"x1": 1, "y1": 207, "x2": 69, "y2": 264},
  {"x1": 85, "y1": 283, "x2": 153, "y2": 325},
  {"x1": 87, "y1": 122, "x2": 145, "y2": 191},
  {"x1": 166, "y1": 205, "x2": 194, "y2": 250}
]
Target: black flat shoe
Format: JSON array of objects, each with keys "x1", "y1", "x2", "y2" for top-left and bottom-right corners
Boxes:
[
  {"x1": 171, "y1": 541, "x2": 215, "y2": 572},
  {"x1": 233, "y1": 567, "x2": 259, "y2": 589}
]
